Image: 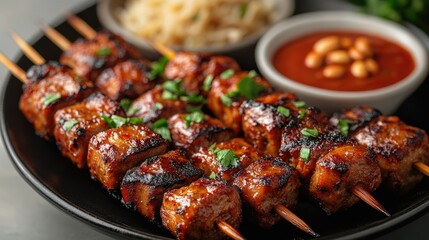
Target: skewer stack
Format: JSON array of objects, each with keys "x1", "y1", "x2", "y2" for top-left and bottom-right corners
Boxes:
[{"x1": 1, "y1": 14, "x2": 428, "y2": 240}]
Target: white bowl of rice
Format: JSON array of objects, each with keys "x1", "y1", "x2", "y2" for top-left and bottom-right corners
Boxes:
[{"x1": 97, "y1": 0, "x2": 295, "y2": 64}]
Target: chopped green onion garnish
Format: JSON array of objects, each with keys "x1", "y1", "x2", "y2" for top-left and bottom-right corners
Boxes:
[
  {"x1": 43, "y1": 93, "x2": 61, "y2": 106},
  {"x1": 127, "y1": 105, "x2": 141, "y2": 116},
  {"x1": 338, "y1": 119, "x2": 351, "y2": 136},
  {"x1": 209, "y1": 171, "x2": 216, "y2": 179},
  {"x1": 220, "y1": 95, "x2": 232, "y2": 107},
  {"x1": 186, "y1": 105, "x2": 203, "y2": 113},
  {"x1": 184, "y1": 111, "x2": 205, "y2": 127},
  {"x1": 95, "y1": 47, "x2": 111, "y2": 57},
  {"x1": 180, "y1": 93, "x2": 206, "y2": 104},
  {"x1": 149, "y1": 56, "x2": 169, "y2": 80},
  {"x1": 240, "y1": 4, "x2": 248, "y2": 18},
  {"x1": 301, "y1": 128, "x2": 319, "y2": 138},
  {"x1": 293, "y1": 101, "x2": 306, "y2": 108},
  {"x1": 277, "y1": 106, "x2": 290, "y2": 117},
  {"x1": 162, "y1": 90, "x2": 177, "y2": 100},
  {"x1": 203, "y1": 75, "x2": 214, "y2": 91},
  {"x1": 153, "y1": 102, "x2": 163, "y2": 111},
  {"x1": 161, "y1": 79, "x2": 186, "y2": 100},
  {"x1": 298, "y1": 110, "x2": 306, "y2": 119},
  {"x1": 220, "y1": 69, "x2": 235, "y2": 79},
  {"x1": 300, "y1": 147, "x2": 311, "y2": 162},
  {"x1": 62, "y1": 119, "x2": 78, "y2": 131},
  {"x1": 150, "y1": 118, "x2": 171, "y2": 141}
]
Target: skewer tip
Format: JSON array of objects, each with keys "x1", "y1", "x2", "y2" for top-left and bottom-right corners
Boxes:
[
  {"x1": 216, "y1": 220, "x2": 246, "y2": 240},
  {"x1": 352, "y1": 186, "x2": 390, "y2": 217},
  {"x1": 414, "y1": 161, "x2": 429, "y2": 177},
  {"x1": 274, "y1": 204, "x2": 320, "y2": 237}
]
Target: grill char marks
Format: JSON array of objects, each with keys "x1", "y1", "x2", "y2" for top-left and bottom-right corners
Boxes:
[{"x1": 121, "y1": 150, "x2": 202, "y2": 222}]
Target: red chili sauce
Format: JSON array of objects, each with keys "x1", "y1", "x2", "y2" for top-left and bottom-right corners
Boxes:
[{"x1": 272, "y1": 31, "x2": 415, "y2": 91}]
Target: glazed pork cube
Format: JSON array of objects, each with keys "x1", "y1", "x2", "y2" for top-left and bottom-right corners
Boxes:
[
  {"x1": 233, "y1": 157, "x2": 301, "y2": 228},
  {"x1": 53, "y1": 92, "x2": 125, "y2": 168},
  {"x1": 164, "y1": 52, "x2": 240, "y2": 94},
  {"x1": 95, "y1": 59, "x2": 156, "y2": 101},
  {"x1": 207, "y1": 70, "x2": 273, "y2": 133},
  {"x1": 241, "y1": 92, "x2": 300, "y2": 156},
  {"x1": 60, "y1": 31, "x2": 141, "y2": 80},
  {"x1": 168, "y1": 112, "x2": 234, "y2": 155},
  {"x1": 161, "y1": 178, "x2": 242, "y2": 240},
  {"x1": 87, "y1": 124, "x2": 169, "y2": 190},
  {"x1": 121, "y1": 150, "x2": 202, "y2": 222},
  {"x1": 309, "y1": 144, "x2": 382, "y2": 214},
  {"x1": 191, "y1": 138, "x2": 261, "y2": 182},
  {"x1": 19, "y1": 62, "x2": 94, "y2": 140}
]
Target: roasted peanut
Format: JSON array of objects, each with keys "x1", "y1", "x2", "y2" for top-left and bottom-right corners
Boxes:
[
  {"x1": 326, "y1": 50, "x2": 351, "y2": 64},
  {"x1": 340, "y1": 37, "x2": 353, "y2": 49},
  {"x1": 314, "y1": 36, "x2": 341, "y2": 55},
  {"x1": 348, "y1": 47, "x2": 365, "y2": 60},
  {"x1": 323, "y1": 65, "x2": 345, "y2": 79},
  {"x1": 365, "y1": 58, "x2": 379, "y2": 74},
  {"x1": 351, "y1": 60, "x2": 368, "y2": 78},
  {"x1": 354, "y1": 37, "x2": 373, "y2": 57},
  {"x1": 305, "y1": 51, "x2": 323, "y2": 69}
]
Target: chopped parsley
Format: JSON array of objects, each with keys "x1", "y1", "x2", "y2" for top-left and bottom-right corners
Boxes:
[
  {"x1": 220, "y1": 95, "x2": 233, "y2": 107},
  {"x1": 95, "y1": 47, "x2": 111, "y2": 57},
  {"x1": 101, "y1": 114, "x2": 143, "y2": 128},
  {"x1": 277, "y1": 106, "x2": 290, "y2": 118},
  {"x1": 127, "y1": 105, "x2": 141, "y2": 116},
  {"x1": 43, "y1": 93, "x2": 61, "y2": 106},
  {"x1": 184, "y1": 111, "x2": 205, "y2": 127},
  {"x1": 150, "y1": 118, "x2": 171, "y2": 141},
  {"x1": 237, "y1": 75, "x2": 265, "y2": 100},
  {"x1": 186, "y1": 105, "x2": 203, "y2": 113},
  {"x1": 300, "y1": 147, "x2": 311, "y2": 162},
  {"x1": 120, "y1": 98, "x2": 132, "y2": 112},
  {"x1": 301, "y1": 128, "x2": 319, "y2": 138},
  {"x1": 298, "y1": 110, "x2": 306, "y2": 119},
  {"x1": 148, "y1": 56, "x2": 169, "y2": 80},
  {"x1": 202, "y1": 75, "x2": 214, "y2": 91},
  {"x1": 220, "y1": 69, "x2": 235, "y2": 79},
  {"x1": 62, "y1": 119, "x2": 78, "y2": 131},
  {"x1": 209, "y1": 144, "x2": 239, "y2": 168},
  {"x1": 161, "y1": 79, "x2": 186, "y2": 100},
  {"x1": 180, "y1": 93, "x2": 206, "y2": 104},
  {"x1": 153, "y1": 102, "x2": 163, "y2": 111},
  {"x1": 240, "y1": 4, "x2": 248, "y2": 18}
]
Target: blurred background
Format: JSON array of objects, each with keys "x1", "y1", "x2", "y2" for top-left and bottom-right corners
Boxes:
[{"x1": 0, "y1": 0, "x2": 428, "y2": 239}]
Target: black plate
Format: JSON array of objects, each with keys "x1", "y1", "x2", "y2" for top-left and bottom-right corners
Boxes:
[{"x1": 1, "y1": 2, "x2": 429, "y2": 240}]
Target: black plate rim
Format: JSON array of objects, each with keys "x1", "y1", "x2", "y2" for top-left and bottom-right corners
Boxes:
[{"x1": 1, "y1": 2, "x2": 429, "y2": 240}]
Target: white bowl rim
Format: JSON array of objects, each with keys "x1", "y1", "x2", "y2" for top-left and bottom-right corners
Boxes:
[
  {"x1": 97, "y1": 0, "x2": 296, "y2": 54},
  {"x1": 255, "y1": 10, "x2": 429, "y2": 100}
]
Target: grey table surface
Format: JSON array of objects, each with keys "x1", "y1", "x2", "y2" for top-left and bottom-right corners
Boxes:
[{"x1": 0, "y1": 0, "x2": 428, "y2": 240}]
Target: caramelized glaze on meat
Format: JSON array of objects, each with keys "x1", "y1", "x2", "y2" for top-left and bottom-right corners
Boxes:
[
  {"x1": 279, "y1": 107, "x2": 349, "y2": 181},
  {"x1": 54, "y1": 92, "x2": 125, "y2": 168},
  {"x1": 191, "y1": 138, "x2": 261, "y2": 182},
  {"x1": 60, "y1": 31, "x2": 141, "y2": 80},
  {"x1": 164, "y1": 52, "x2": 240, "y2": 94},
  {"x1": 233, "y1": 157, "x2": 301, "y2": 228},
  {"x1": 168, "y1": 113, "x2": 235, "y2": 155},
  {"x1": 87, "y1": 124, "x2": 169, "y2": 190},
  {"x1": 19, "y1": 62, "x2": 94, "y2": 139},
  {"x1": 309, "y1": 144, "x2": 381, "y2": 214},
  {"x1": 95, "y1": 59, "x2": 156, "y2": 100},
  {"x1": 241, "y1": 92, "x2": 300, "y2": 156},
  {"x1": 121, "y1": 150, "x2": 202, "y2": 222},
  {"x1": 161, "y1": 178, "x2": 242, "y2": 240},
  {"x1": 331, "y1": 106, "x2": 429, "y2": 193},
  {"x1": 128, "y1": 85, "x2": 188, "y2": 125},
  {"x1": 207, "y1": 71, "x2": 273, "y2": 133}
]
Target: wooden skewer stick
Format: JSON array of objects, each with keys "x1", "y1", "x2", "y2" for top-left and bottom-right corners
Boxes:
[
  {"x1": 216, "y1": 220, "x2": 246, "y2": 240},
  {"x1": 11, "y1": 32, "x2": 45, "y2": 65},
  {"x1": 65, "y1": 13, "x2": 177, "y2": 59},
  {"x1": 0, "y1": 52, "x2": 27, "y2": 84},
  {"x1": 352, "y1": 186, "x2": 390, "y2": 217},
  {"x1": 414, "y1": 161, "x2": 429, "y2": 177},
  {"x1": 66, "y1": 13, "x2": 96, "y2": 40},
  {"x1": 274, "y1": 204, "x2": 319, "y2": 237},
  {"x1": 39, "y1": 21, "x2": 71, "y2": 51}
]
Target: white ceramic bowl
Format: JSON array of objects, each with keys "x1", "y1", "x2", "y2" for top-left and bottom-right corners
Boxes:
[
  {"x1": 256, "y1": 11, "x2": 429, "y2": 115},
  {"x1": 97, "y1": 0, "x2": 295, "y2": 61}
]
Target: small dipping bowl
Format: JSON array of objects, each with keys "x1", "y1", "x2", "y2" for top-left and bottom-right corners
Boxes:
[{"x1": 256, "y1": 11, "x2": 428, "y2": 115}]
